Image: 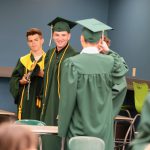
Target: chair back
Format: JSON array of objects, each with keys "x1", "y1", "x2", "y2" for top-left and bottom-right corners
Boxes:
[
  {"x1": 133, "y1": 82, "x2": 149, "y2": 113},
  {"x1": 15, "y1": 119, "x2": 46, "y2": 126},
  {"x1": 69, "y1": 136, "x2": 105, "y2": 150}
]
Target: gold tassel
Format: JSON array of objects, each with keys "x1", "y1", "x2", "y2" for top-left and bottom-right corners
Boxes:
[
  {"x1": 36, "y1": 98, "x2": 41, "y2": 108},
  {"x1": 18, "y1": 107, "x2": 22, "y2": 120},
  {"x1": 36, "y1": 98, "x2": 39, "y2": 107},
  {"x1": 38, "y1": 99, "x2": 41, "y2": 108}
]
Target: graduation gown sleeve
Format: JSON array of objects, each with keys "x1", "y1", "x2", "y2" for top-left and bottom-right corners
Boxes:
[
  {"x1": 9, "y1": 59, "x2": 24, "y2": 104},
  {"x1": 58, "y1": 59, "x2": 78, "y2": 137},
  {"x1": 108, "y1": 50, "x2": 129, "y2": 117}
]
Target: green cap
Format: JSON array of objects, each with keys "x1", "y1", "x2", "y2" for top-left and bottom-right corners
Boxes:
[
  {"x1": 48, "y1": 17, "x2": 77, "y2": 33},
  {"x1": 76, "y1": 18, "x2": 112, "y2": 43}
]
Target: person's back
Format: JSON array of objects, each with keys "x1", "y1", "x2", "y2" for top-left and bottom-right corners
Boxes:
[
  {"x1": 58, "y1": 18, "x2": 128, "y2": 150},
  {"x1": 71, "y1": 53, "x2": 114, "y2": 73},
  {"x1": 59, "y1": 52, "x2": 126, "y2": 150}
]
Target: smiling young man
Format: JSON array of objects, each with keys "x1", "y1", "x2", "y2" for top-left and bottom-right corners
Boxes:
[
  {"x1": 40, "y1": 17, "x2": 78, "y2": 150},
  {"x1": 10, "y1": 28, "x2": 46, "y2": 120},
  {"x1": 53, "y1": 30, "x2": 71, "y2": 51},
  {"x1": 41, "y1": 17, "x2": 78, "y2": 125}
]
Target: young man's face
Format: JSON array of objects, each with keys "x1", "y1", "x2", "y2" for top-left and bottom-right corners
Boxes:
[
  {"x1": 27, "y1": 34, "x2": 44, "y2": 52},
  {"x1": 52, "y1": 31, "x2": 71, "y2": 51}
]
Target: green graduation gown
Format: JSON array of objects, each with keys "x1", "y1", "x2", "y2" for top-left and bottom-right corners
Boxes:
[
  {"x1": 10, "y1": 53, "x2": 45, "y2": 120},
  {"x1": 58, "y1": 48, "x2": 128, "y2": 150},
  {"x1": 41, "y1": 43, "x2": 78, "y2": 150},
  {"x1": 129, "y1": 93, "x2": 150, "y2": 150}
]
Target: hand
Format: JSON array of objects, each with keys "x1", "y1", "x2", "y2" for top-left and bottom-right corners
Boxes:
[
  {"x1": 144, "y1": 144, "x2": 150, "y2": 150},
  {"x1": 104, "y1": 36, "x2": 111, "y2": 47},
  {"x1": 37, "y1": 70, "x2": 44, "y2": 77},
  {"x1": 19, "y1": 74, "x2": 29, "y2": 85},
  {"x1": 98, "y1": 40, "x2": 110, "y2": 54}
]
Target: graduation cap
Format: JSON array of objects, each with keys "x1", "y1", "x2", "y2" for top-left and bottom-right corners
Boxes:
[
  {"x1": 76, "y1": 18, "x2": 112, "y2": 43},
  {"x1": 48, "y1": 17, "x2": 77, "y2": 46}
]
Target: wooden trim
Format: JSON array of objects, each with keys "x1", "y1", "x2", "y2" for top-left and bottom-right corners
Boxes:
[
  {"x1": 0, "y1": 109, "x2": 16, "y2": 116},
  {"x1": 0, "y1": 67, "x2": 150, "y2": 91},
  {"x1": 0, "y1": 67, "x2": 14, "y2": 77},
  {"x1": 126, "y1": 77, "x2": 150, "y2": 90},
  {"x1": 16, "y1": 125, "x2": 58, "y2": 134}
]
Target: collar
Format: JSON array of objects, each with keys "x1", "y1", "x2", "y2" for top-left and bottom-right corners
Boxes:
[
  {"x1": 80, "y1": 47, "x2": 99, "y2": 54},
  {"x1": 20, "y1": 51, "x2": 46, "y2": 70}
]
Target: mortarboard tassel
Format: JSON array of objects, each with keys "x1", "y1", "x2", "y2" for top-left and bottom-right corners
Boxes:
[{"x1": 48, "y1": 25, "x2": 53, "y2": 47}]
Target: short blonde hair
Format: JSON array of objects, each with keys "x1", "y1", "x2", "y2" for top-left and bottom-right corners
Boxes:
[{"x1": 0, "y1": 123, "x2": 38, "y2": 150}]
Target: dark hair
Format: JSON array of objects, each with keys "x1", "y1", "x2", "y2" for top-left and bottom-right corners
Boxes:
[
  {"x1": 0, "y1": 123, "x2": 38, "y2": 150},
  {"x1": 26, "y1": 28, "x2": 43, "y2": 38}
]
